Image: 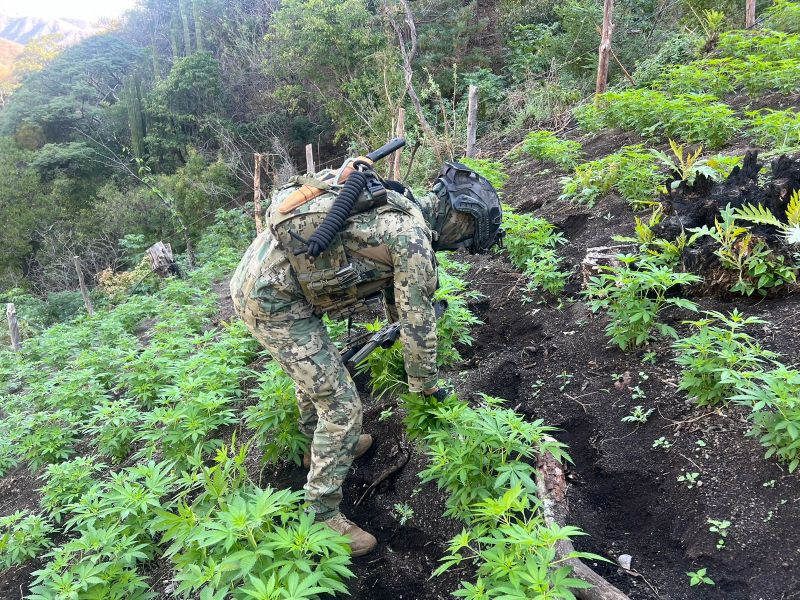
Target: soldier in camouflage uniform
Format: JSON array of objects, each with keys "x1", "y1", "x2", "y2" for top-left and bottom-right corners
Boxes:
[{"x1": 230, "y1": 160, "x2": 501, "y2": 556}]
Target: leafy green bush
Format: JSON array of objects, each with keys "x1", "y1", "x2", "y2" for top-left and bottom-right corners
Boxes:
[
  {"x1": 728, "y1": 366, "x2": 800, "y2": 472},
  {"x1": 717, "y1": 29, "x2": 800, "y2": 60},
  {"x1": 560, "y1": 146, "x2": 664, "y2": 208},
  {"x1": 244, "y1": 361, "x2": 309, "y2": 466},
  {"x1": 419, "y1": 397, "x2": 567, "y2": 520},
  {"x1": 38, "y1": 457, "x2": 106, "y2": 523},
  {"x1": 84, "y1": 398, "x2": 140, "y2": 463},
  {"x1": 673, "y1": 310, "x2": 778, "y2": 406},
  {"x1": 0, "y1": 511, "x2": 54, "y2": 569},
  {"x1": 18, "y1": 410, "x2": 80, "y2": 472},
  {"x1": 502, "y1": 209, "x2": 570, "y2": 296},
  {"x1": 583, "y1": 90, "x2": 738, "y2": 148},
  {"x1": 585, "y1": 254, "x2": 700, "y2": 350},
  {"x1": 764, "y1": 0, "x2": 800, "y2": 32},
  {"x1": 747, "y1": 108, "x2": 800, "y2": 150},
  {"x1": 517, "y1": 130, "x2": 582, "y2": 168}
]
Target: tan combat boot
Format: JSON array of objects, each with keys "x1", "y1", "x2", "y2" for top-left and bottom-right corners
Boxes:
[
  {"x1": 324, "y1": 513, "x2": 377, "y2": 557},
  {"x1": 303, "y1": 434, "x2": 373, "y2": 469}
]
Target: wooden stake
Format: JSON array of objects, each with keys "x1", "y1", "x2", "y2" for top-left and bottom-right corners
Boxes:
[
  {"x1": 253, "y1": 153, "x2": 263, "y2": 235},
  {"x1": 305, "y1": 144, "x2": 315, "y2": 174},
  {"x1": 6, "y1": 303, "x2": 20, "y2": 351},
  {"x1": 73, "y1": 256, "x2": 94, "y2": 317},
  {"x1": 745, "y1": 0, "x2": 756, "y2": 28},
  {"x1": 392, "y1": 107, "x2": 406, "y2": 180},
  {"x1": 595, "y1": 0, "x2": 615, "y2": 96},
  {"x1": 466, "y1": 85, "x2": 479, "y2": 158}
]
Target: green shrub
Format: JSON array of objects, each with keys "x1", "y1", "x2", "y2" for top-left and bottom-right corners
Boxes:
[
  {"x1": 747, "y1": 108, "x2": 800, "y2": 150},
  {"x1": 84, "y1": 398, "x2": 140, "y2": 463},
  {"x1": 502, "y1": 209, "x2": 570, "y2": 296},
  {"x1": 673, "y1": 310, "x2": 778, "y2": 406},
  {"x1": 764, "y1": 0, "x2": 800, "y2": 32},
  {"x1": 591, "y1": 90, "x2": 738, "y2": 148},
  {"x1": 244, "y1": 361, "x2": 309, "y2": 466},
  {"x1": 728, "y1": 366, "x2": 800, "y2": 472},
  {"x1": 560, "y1": 146, "x2": 664, "y2": 208},
  {"x1": 39, "y1": 457, "x2": 106, "y2": 522},
  {"x1": 585, "y1": 254, "x2": 700, "y2": 350},
  {"x1": 517, "y1": 130, "x2": 582, "y2": 168},
  {"x1": 0, "y1": 511, "x2": 54, "y2": 569},
  {"x1": 717, "y1": 29, "x2": 800, "y2": 60}
]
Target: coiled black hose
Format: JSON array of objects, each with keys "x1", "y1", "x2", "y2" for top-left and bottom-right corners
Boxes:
[{"x1": 306, "y1": 170, "x2": 369, "y2": 257}]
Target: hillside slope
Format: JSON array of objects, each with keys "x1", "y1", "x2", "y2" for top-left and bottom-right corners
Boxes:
[{"x1": 0, "y1": 15, "x2": 97, "y2": 45}]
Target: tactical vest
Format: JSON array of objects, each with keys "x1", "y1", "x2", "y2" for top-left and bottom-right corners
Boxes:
[{"x1": 268, "y1": 176, "x2": 423, "y2": 317}]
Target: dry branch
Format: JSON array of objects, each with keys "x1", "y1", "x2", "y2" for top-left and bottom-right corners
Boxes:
[{"x1": 536, "y1": 448, "x2": 631, "y2": 600}]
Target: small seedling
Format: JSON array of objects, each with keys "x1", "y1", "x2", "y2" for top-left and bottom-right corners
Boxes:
[
  {"x1": 638, "y1": 371, "x2": 650, "y2": 381},
  {"x1": 530, "y1": 379, "x2": 544, "y2": 399},
  {"x1": 687, "y1": 568, "x2": 715, "y2": 586},
  {"x1": 392, "y1": 503, "x2": 415, "y2": 526},
  {"x1": 695, "y1": 439, "x2": 707, "y2": 449},
  {"x1": 707, "y1": 518, "x2": 731, "y2": 550},
  {"x1": 557, "y1": 371, "x2": 574, "y2": 392},
  {"x1": 677, "y1": 471, "x2": 702, "y2": 488},
  {"x1": 631, "y1": 385, "x2": 646, "y2": 401},
  {"x1": 763, "y1": 479, "x2": 776, "y2": 488},
  {"x1": 379, "y1": 408, "x2": 395, "y2": 422},
  {"x1": 621, "y1": 405, "x2": 654, "y2": 424},
  {"x1": 764, "y1": 510, "x2": 774, "y2": 522},
  {"x1": 642, "y1": 351, "x2": 658, "y2": 364},
  {"x1": 652, "y1": 436, "x2": 673, "y2": 450}
]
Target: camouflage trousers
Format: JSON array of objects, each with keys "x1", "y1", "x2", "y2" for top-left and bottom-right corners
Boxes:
[{"x1": 244, "y1": 306, "x2": 362, "y2": 521}]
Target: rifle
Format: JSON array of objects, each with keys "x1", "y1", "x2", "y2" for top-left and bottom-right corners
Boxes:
[{"x1": 340, "y1": 299, "x2": 448, "y2": 369}]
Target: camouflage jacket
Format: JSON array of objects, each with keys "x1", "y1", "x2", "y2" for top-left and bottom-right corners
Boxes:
[{"x1": 230, "y1": 177, "x2": 439, "y2": 393}]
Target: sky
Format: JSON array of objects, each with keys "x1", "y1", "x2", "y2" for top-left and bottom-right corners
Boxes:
[{"x1": 0, "y1": 0, "x2": 136, "y2": 21}]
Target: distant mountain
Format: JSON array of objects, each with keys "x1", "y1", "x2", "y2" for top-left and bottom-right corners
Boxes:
[{"x1": 0, "y1": 15, "x2": 99, "y2": 46}]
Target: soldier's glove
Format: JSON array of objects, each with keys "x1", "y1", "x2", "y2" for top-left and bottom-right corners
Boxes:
[{"x1": 422, "y1": 386, "x2": 452, "y2": 402}]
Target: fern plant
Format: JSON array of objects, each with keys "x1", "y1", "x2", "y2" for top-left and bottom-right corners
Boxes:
[
  {"x1": 650, "y1": 140, "x2": 724, "y2": 189},
  {"x1": 735, "y1": 190, "x2": 800, "y2": 245}
]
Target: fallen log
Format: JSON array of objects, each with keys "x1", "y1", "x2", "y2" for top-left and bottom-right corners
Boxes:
[{"x1": 536, "y1": 447, "x2": 631, "y2": 600}]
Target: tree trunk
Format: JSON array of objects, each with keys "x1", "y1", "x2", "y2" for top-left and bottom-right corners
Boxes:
[
  {"x1": 125, "y1": 75, "x2": 146, "y2": 159},
  {"x1": 745, "y1": 0, "x2": 756, "y2": 28},
  {"x1": 170, "y1": 12, "x2": 181, "y2": 61},
  {"x1": 392, "y1": 107, "x2": 406, "y2": 180},
  {"x1": 305, "y1": 144, "x2": 315, "y2": 174},
  {"x1": 595, "y1": 0, "x2": 615, "y2": 96},
  {"x1": 254, "y1": 153, "x2": 264, "y2": 235}
]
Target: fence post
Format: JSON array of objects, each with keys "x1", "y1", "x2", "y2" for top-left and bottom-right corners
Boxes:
[
  {"x1": 253, "y1": 153, "x2": 263, "y2": 235},
  {"x1": 745, "y1": 0, "x2": 756, "y2": 28},
  {"x1": 305, "y1": 144, "x2": 315, "y2": 174},
  {"x1": 6, "y1": 303, "x2": 20, "y2": 351},
  {"x1": 73, "y1": 256, "x2": 94, "y2": 316},
  {"x1": 595, "y1": 0, "x2": 615, "y2": 96},
  {"x1": 393, "y1": 107, "x2": 406, "y2": 179},
  {"x1": 466, "y1": 85, "x2": 479, "y2": 158}
]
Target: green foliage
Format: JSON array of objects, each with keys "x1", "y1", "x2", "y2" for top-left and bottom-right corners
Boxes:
[
  {"x1": 244, "y1": 361, "x2": 309, "y2": 466},
  {"x1": 747, "y1": 108, "x2": 800, "y2": 150},
  {"x1": 18, "y1": 410, "x2": 80, "y2": 472},
  {"x1": 689, "y1": 206, "x2": 797, "y2": 296},
  {"x1": 457, "y1": 157, "x2": 510, "y2": 192},
  {"x1": 560, "y1": 146, "x2": 664, "y2": 208},
  {"x1": 583, "y1": 90, "x2": 738, "y2": 148},
  {"x1": 687, "y1": 567, "x2": 715, "y2": 586},
  {"x1": 612, "y1": 206, "x2": 688, "y2": 268},
  {"x1": 673, "y1": 310, "x2": 778, "y2": 406},
  {"x1": 585, "y1": 254, "x2": 700, "y2": 350},
  {"x1": 502, "y1": 208, "x2": 570, "y2": 296},
  {"x1": 516, "y1": 130, "x2": 581, "y2": 168},
  {"x1": 419, "y1": 396, "x2": 568, "y2": 520},
  {"x1": 38, "y1": 457, "x2": 106, "y2": 523},
  {"x1": 650, "y1": 140, "x2": 725, "y2": 189},
  {"x1": 728, "y1": 366, "x2": 800, "y2": 472},
  {"x1": 764, "y1": 0, "x2": 800, "y2": 32},
  {"x1": 84, "y1": 398, "x2": 140, "y2": 463},
  {"x1": 717, "y1": 29, "x2": 800, "y2": 60},
  {"x1": 0, "y1": 511, "x2": 54, "y2": 569}
]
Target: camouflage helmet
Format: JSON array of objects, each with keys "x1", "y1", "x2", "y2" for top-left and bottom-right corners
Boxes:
[{"x1": 428, "y1": 162, "x2": 504, "y2": 253}]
